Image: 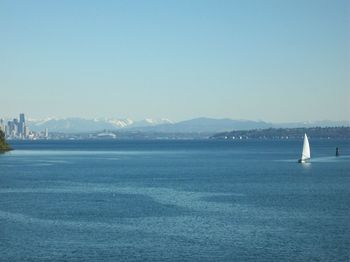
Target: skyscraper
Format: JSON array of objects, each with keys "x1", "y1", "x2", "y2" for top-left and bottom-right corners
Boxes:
[
  {"x1": 19, "y1": 113, "x2": 25, "y2": 137},
  {"x1": 19, "y1": 113, "x2": 25, "y2": 123},
  {"x1": 24, "y1": 125, "x2": 30, "y2": 138}
]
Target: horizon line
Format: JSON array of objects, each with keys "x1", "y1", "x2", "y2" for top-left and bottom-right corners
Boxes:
[{"x1": 1, "y1": 114, "x2": 350, "y2": 124}]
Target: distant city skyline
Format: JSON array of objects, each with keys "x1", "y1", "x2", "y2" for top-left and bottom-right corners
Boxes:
[
  {"x1": 0, "y1": 113, "x2": 49, "y2": 140},
  {"x1": 1, "y1": 0, "x2": 349, "y2": 122}
]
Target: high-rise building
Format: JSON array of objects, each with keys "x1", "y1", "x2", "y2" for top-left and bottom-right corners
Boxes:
[
  {"x1": 8, "y1": 121, "x2": 14, "y2": 135},
  {"x1": 19, "y1": 113, "x2": 25, "y2": 123},
  {"x1": 19, "y1": 113, "x2": 25, "y2": 137},
  {"x1": 13, "y1": 118, "x2": 19, "y2": 138},
  {"x1": 24, "y1": 125, "x2": 30, "y2": 138},
  {"x1": 7, "y1": 121, "x2": 12, "y2": 136}
]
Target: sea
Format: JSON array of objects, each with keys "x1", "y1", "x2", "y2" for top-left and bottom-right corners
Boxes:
[{"x1": 0, "y1": 139, "x2": 349, "y2": 262}]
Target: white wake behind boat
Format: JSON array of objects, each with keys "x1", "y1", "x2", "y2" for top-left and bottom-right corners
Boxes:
[{"x1": 298, "y1": 133, "x2": 311, "y2": 163}]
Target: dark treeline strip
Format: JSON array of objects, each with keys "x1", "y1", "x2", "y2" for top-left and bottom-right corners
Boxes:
[{"x1": 211, "y1": 127, "x2": 350, "y2": 140}]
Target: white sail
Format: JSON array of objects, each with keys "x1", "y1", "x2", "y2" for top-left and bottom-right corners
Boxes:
[{"x1": 301, "y1": 133, "x2": 310, "y2": 161}]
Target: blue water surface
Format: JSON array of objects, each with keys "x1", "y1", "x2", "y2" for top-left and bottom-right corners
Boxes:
[{"x1": 0, "y1": 139, "x2": 349, "y2": 261}]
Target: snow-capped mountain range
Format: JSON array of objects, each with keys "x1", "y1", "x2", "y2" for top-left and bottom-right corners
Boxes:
[
  {"x1": 24, "y1": 117, "x2": 350, "y2": 133},
  {"x1": 27, "y1": 118, "x2": 173, "y2": 133}
]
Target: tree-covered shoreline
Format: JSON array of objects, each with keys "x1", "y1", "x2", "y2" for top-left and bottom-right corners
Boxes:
[
  {"x1": 0, "y1": 130, "x2": 12, "y2": 151},
  {"x1": 211, "y1": 127, "x2": 350, "y2": 140}
]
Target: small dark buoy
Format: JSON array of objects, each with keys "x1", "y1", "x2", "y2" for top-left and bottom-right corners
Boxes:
[{"x1": 336, "y1": 147, "x2": 340, "y2": 157}]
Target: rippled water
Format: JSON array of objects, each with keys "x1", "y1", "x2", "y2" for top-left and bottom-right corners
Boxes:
[{"x1": 0, "y1": 139, "x2": 349, "y2": 261}]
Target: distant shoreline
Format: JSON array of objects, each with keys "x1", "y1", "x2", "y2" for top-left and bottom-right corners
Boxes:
[
  {"x1": 211, "y1": 127, "x2": 350, "y2": 140},
  {"x1": 3, "y1": 126, "x2": 350, "y2": 141}
]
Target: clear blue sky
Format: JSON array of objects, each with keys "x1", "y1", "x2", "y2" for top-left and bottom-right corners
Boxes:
[{"x1": 1, "y1": 0, "x2": 349, "y2": 122}]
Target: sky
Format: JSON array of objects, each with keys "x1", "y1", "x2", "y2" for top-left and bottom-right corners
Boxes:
[{"x1": 0, "y1": 0, "x2": 349, "y2": 122}]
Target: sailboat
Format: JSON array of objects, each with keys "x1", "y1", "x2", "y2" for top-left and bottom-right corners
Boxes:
[{"x1": 298, "y1": 133, "x2": 311, "y2": 163}]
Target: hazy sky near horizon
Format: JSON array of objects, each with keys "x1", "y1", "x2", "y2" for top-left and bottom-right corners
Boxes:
[{"x1": 1, "y1": 0, "x2": 349, "y2": 122}]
